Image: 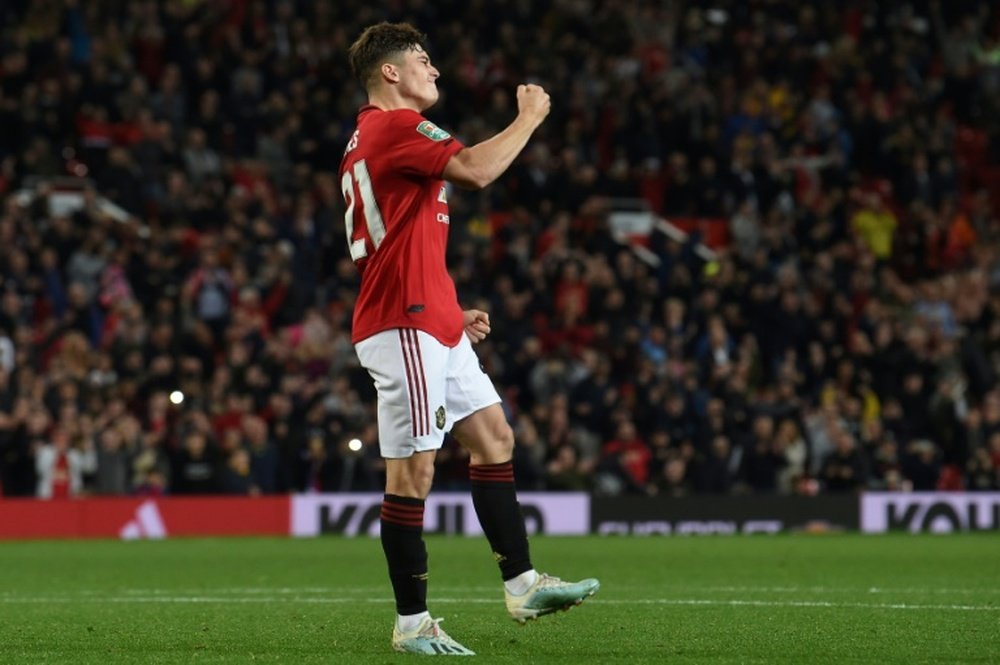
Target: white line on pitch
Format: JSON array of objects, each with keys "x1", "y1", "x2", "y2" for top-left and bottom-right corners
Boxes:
[
  {"x1": 12, "y1": 584, "x2": 994, "y2": 597},
  {"x1": 680, "y1": 585, "x2": 1000, "y2": 595},
  {"x1": 29, "y1": 586, "x2": 500, "y2": 596},
  {"x1": 0, "y1": 596, "x2": 996, "y2": 612}
]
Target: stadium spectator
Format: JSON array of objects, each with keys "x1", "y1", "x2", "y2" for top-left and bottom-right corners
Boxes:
[
  {"x1": 34, "y1": 426, "x2": 96, "y2": 499},
  {"x1": 298, "y1": 429, "x2": 336, "y2": 493},
  {"x1": 545, "y1": 443, "x2": 590, "y2": 491},
  {"x1": 171, "y1": 431, "x2": 219, "y2": 495},
  {"x1": 596, "y1": 419, "x2": 652, "y2": 495},
  {"x1": 242, "y1": 414, "x2": 279, "y2": 494},
  {"x1": 695, "y1": 434, "x2": 738, "y2": 494},
  {"x1": 219, "y1": 447, "x2": 254, "y2": 495},
  {"x1": 820, "y1": 430, "x2": 869, "y2": 493},
  {"x1": 740, "y1": 414, "x2": 787, "y2": 493},
  {"x1": 92, "y1": 425, "x2": 130, "y2": 495}
]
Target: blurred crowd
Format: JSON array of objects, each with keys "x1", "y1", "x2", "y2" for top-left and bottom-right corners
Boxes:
[{"x1": 1, "y1": 0, "x2": 1000, "y2": 499}]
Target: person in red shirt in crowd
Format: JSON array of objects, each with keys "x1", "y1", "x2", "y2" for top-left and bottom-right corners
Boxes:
[
  {"x1": 599, "y1": 419, "x2": 652, "y2": 494},
  {"x1": 341, "y1": 22, "x2": 598, "y2": 656}
]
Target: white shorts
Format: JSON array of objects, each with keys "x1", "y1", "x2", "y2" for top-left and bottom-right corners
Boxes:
[{"x1": 355, "y1": 328, "x2": 501, "y2": 459}]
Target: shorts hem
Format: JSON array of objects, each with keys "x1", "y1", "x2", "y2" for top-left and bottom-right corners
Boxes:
[
  {"x1": 380, "y1": 438, "x2": 446, "y2": 459},
  {"x1": 448, "y1": 396, "x2": 502, "y2": 428}
]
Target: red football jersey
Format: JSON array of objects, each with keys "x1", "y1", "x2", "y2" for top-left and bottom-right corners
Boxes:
[{"x1": 339, "y1": 105, "x2": 465, "y2": 346}]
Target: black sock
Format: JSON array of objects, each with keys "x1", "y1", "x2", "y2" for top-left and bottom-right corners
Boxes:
[
  {"x1": 380, "y1": 494, "x2": 428, "y2": 615},
  {"x1": 470, "y1": 462, "x2": 533, "y2": 581}
]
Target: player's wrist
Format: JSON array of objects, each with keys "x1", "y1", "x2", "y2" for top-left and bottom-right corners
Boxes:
[{"x1": 515, "y1": 111, "x2": 544, "y2": 130}]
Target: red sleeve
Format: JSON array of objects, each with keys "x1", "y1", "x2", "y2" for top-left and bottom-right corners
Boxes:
[{"x1": 384, "y1": 110, "x2": 465, "y2": 178}]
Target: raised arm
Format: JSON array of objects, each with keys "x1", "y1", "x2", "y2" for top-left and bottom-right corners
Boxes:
[{"x1": 442, "y1": 84, "x2": 550, "y2": 190}]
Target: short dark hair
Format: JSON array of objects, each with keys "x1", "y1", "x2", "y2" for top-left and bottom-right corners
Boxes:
[{"x1": 348, "y1": 22, "x2": 428, "y2": 91}]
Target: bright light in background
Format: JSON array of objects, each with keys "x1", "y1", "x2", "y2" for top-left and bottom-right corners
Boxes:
[
  {"x1": 347, "y1": 438, "x2": 363, "y2": 452},
  {"x1": 169, "y1": 390, "x2": 185, "y2": 405}
]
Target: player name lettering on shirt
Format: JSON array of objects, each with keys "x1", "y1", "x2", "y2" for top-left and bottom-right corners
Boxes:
[{"x1": 344, "y1": 129, "x2": 359, "y2": 155}]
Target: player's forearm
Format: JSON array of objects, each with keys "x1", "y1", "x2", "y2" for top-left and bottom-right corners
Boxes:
[{"x1": 444, "y1": 114, "x2": 540, "y2": 189}]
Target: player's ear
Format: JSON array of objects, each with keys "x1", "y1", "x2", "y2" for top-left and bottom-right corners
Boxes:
[{"x1": 380, "y1": 62, "x2": 399, "y2": 84}]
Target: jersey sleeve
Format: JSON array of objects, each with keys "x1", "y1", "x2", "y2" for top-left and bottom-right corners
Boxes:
[{"x1": 385, "y1": 110, "x2": 465, "y2": 178}]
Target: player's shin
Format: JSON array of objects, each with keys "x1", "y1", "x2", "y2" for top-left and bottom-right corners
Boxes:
[
  {"x1": 469, "y1": 462, "x2": 533, "y2": 580},
  {"x1": 380, "y1": 494, "x2": 429, "y2": 615}
]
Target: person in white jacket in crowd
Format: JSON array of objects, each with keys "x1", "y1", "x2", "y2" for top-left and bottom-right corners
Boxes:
[{"x1": 35, "y1": 426, "x2": 97, "y2": 499}]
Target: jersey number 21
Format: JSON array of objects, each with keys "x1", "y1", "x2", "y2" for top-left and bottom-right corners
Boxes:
[{"x1": 341, "y1": 158, "x2": 386, "y2": 262}]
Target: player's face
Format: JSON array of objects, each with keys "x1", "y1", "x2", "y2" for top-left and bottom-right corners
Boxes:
[{"x1": 396, "y1": 45, "x2": 440, "y2": 110}]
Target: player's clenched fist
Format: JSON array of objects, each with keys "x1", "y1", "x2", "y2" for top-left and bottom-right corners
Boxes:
[
  {"x1": 517, "y1": 84, "x2": 550, "y2": 125},
  {"x1": 462, "y1": 309, "x2": 491, "y2": 344}
]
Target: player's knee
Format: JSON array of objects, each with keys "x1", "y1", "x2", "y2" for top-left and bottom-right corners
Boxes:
[
  {"x1": 413, "y1": 463, "x2": 435, "y2": 496},
  {"x1": 387, "y1": 455, "x2": 437, "y2": 498},
  {"x1": 494, "y1": 422, "x2": 515, "y2": 458},
  {"x1": 395, "y1": 459, "x2": 435, "y2": 498}
]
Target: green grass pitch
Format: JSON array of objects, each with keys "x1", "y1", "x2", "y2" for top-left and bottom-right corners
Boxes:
[{"x1": 0, "y1": 534, "x2": 997, "y2": 664}]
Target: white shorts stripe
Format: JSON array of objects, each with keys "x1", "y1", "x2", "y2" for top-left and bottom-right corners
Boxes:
[
  {"x1": 398, "y1": 329, "x2": 420, "y2": 437},
  {"x1": 407, "y1": 329, "x2": 430, "y2": 436}
]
